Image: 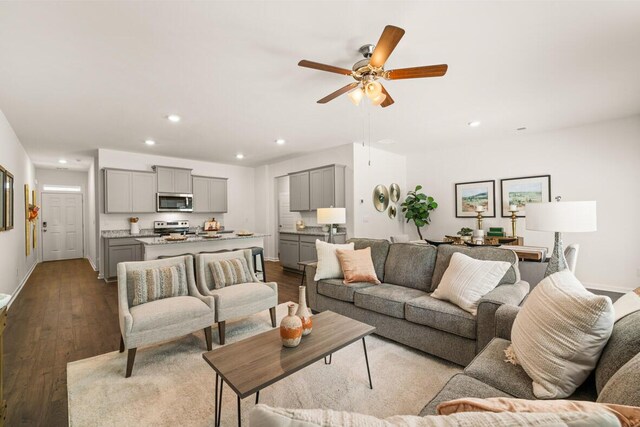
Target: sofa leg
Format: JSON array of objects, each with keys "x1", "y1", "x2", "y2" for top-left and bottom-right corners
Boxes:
[
  {"x1": 125, "y1": 348, "x2": 137, "y2": 378},
  {"x1": 269, "y1": 307, "x2": 276, "y2": 328},
  {"x1": 119, "y1": 335, "x2": 125, "y2": 353},
  {"x1": 218, "y1": 321, "x2": 226, "y2": 345},
  {"x1": 204, "y1": 326, "x2": 213, "y2": 351}
]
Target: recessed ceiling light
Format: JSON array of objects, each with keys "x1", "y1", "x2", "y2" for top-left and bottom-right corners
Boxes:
[
  {"x1": 58, "y1": 159, "x2": 67, "y2": 164},
  {"x1": 144, "y1": 139, "x2": 156, "y2": 146},
  {"x1": 236, "y1": 153, "x2": 244, "y2": 159},
  {"x1": 275, "y1": 139, "x2": 286, "y2": 145},
  {"x1": 167, "y1": 114, "x2": 181, "y2": 123},
  {"x1": 468, "y1": 121, "x2": 481, "y2": 127}
]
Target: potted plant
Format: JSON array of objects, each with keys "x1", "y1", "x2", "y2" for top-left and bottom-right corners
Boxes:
[
  {"x1": 401, "y1": 185, "x2": 438, "y2": 240},
  {"x1": 457, "y1": 227, "x2": 473, "y2": 242}
]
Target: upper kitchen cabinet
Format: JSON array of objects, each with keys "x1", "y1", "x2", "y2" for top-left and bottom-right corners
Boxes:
[
  {"x1": 192, "y1": 176, "x2": 228, "y2": 213},
  {"x1": 104, "y1": 169, "x2": 156, "y2": 213},
  {"x1": 153, "y1": 166, "x2": 192, "y2": 193},
  {"x1": 290, "y1": 165, "x2": 345, "y2": 211},
  {"x1": 289, "y1": 171, "x2": 310, "y2": 212}
]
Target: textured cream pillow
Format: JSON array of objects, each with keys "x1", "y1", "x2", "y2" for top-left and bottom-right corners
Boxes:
[
  {"x1": 431, "y1": 252, "x2": 511, "y2": 315},
  {"x1": 507, "y1": 270, "x2": 614, "y2": 399},
  {"x1": 613, "y1": 287, "x2": 640, "y2": 322},
  {"x1": 313, "y1": 240, "x2": 354, "y2": 281}
]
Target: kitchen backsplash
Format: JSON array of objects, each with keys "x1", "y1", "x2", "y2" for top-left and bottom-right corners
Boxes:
[{"x1": 99, "y1": 213, "x2": 234, "y2": 231}]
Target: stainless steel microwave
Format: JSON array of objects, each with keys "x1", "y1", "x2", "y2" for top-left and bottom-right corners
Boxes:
[{"x1": 156, "y1": 193, "x2": 193, "y2": 212}]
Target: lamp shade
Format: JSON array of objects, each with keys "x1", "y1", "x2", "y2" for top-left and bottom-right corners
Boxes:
[
  {"x1": 526, "y1": 201, "x2": 597, "y2": 232},
  {"x1": 317, "y1": 207, "x2": 346, "y2": 225}
]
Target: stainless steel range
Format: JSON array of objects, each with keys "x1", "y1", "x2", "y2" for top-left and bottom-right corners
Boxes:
[{"x1": 153, "y1": 220, "x2": 190, "y2": 236}]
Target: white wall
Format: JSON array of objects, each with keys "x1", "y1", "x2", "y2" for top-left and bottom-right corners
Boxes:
[
  {"x1": 35, "y1": 167, "x2": 91, "y2": 265},
  {"x1": 352, "y1": 143, "x2": 407, "y2": 239},
  {"x1": 86, "y1": 157, "x2": 97, "y2": 269},
  {"x1": 0, "y1": 110, "x2": 37, "y2": 300},
  {"x1": 97, "y1": 148, "x2": 256, "y2": 276},
  {"x1": 405, "y1": 116, "x2": 640, "y2": 292},
  {"x1": 254, "y1": 144, "x2": 355, "y2": 260}
]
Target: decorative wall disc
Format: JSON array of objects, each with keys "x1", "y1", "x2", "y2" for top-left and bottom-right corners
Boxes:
[
  {"x1": 388, "y1": 205, "x2": 397, "y2": 219},
  {"x1": 390, "y1": 183, "x2": 401, "y2": 202},
  {"x1": 373, "y1": 185, "x2": 389, "y2": 212}
]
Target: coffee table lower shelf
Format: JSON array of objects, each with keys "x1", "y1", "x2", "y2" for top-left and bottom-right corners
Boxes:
[{"x1": 202, "y1": 310, "x2": 376, "y2": 427}]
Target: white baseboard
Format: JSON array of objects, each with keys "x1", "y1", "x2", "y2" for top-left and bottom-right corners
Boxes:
[
  {"x1": 582, "y1": 282, "x2": 631, "y2": 294},
  {"x1": 87, "y1": 256, "x2": 98, "y2": 271},
  {"x1": 8, "y1": 261, "x2": 38, "y2": 309},
  {"x1": 265, "y1": 257, "x2": 279, "y2": 262}
]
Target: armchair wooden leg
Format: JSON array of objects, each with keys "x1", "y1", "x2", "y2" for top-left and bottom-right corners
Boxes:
[
  {"x1": 119, "y1": 335, "x2": 125, "y2": 353},
  {"x1": 218, "y1": 321, "x2": 226, "y2": 345},
  {"x1": 269, "y1": 307, "x2": 276, "y2": 328},
  {"x1": 125, "y1": 348, "x2": 137, "y2": 378},
  {"x1": 204, "y1": 326, "x2": 213, "y2": 351}
]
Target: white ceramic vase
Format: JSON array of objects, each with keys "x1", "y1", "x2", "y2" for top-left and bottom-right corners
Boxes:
[
  {"x1": 130, "y1": 223, "x2": 140, "y2": 235},
  {"x1": 296, "y1": 286, "x2": 313, "y2": 336},
  {"x1": 280, "y1": 304, "x2": 302, "y2": 347}
]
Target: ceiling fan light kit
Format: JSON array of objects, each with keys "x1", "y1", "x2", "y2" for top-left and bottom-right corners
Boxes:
[{"x1": 298, "y1": 25, "x2": 448, "y2": 108}]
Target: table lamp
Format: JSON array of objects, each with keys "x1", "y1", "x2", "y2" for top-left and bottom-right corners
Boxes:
[
  {"x1": 317, "y1": 207, "x2": 346, "y2": 243},
  {"x1": 526, "y1": 198, "x2": 597, "y2": 277}
]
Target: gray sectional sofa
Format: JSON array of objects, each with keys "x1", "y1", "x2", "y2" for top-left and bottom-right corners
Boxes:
[
  {"x1": 421, "y1": 306, "x2": 640, "y2": 413},
  {"x1": 305, "y1": 239, "x2": 530, "y2": 366}
]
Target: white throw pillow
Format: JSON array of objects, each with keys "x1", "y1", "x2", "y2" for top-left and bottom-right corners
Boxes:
[
  {"x1": 431, "y1": 252, "x2": 511, "y2": 315},
  {"x1": 612, "y1": 287, "x2": 640, "y2": 322},
  {"x1": 313, "y1": 240, "x2": 354, "y2": 281},
  {"x1": 509, "y1": 270, "x2": 614, "y2": 399}
]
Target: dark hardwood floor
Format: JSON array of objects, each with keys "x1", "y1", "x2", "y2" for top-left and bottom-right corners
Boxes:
[{"x1": 3, "y1": 258, "x2": 301, "y2": 426}]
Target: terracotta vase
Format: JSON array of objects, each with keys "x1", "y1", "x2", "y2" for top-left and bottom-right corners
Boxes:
[
  {"x1": 280, "y1": 304, "x2": 303, "y2": 347},
  {"x1": 296, "y1": 286, "x2": 313, "y2": 336}
]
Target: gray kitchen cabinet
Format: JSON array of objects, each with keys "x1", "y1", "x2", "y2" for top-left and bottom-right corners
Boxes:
[
  {"x1": 104, "y1": 169, "x2": 156, "y2": 213},
  {"x1": 290, "y1": 165, "x2": 345, "y2": 211},
  {"x1": 289, "y1": 171, "x2": 310, "y2": 211},
  {"x1": 192, "y1": 175, "x2": 228, "y2": 213},
  {"x1": 154, "y1": 166, "x2": 193, "y2": 193},
  {"x1": 131, "y1": 171, "x2": 157, "y2": 212},
  {"x1": 299, "y1": 241, "x2": 317, "y2": 263},
  {"x1": 104, "y1": 237, "x2": 143, "y2": 281},
  {"x1": 279, "y1": 239, "x2": 300, "y2": 270}
]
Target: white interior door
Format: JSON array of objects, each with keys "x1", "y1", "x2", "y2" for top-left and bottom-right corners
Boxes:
[
  {"x1": 42, "y1": 193, "x2": 84, "y2": 261},
  {"x1": 278, "y1": 192, "x2": 300, "y2": 231}
]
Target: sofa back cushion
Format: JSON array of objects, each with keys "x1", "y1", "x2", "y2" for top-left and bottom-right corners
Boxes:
[
  {"x1": 431, "y1": 245, "x2": 519, "y2": 292},
  {"x1": 597, "y1": 352, "x2": 640, "y2": 407},
  {"x1": 595, "y1": 310, "x2": 640, "y2": 394},
  {"x1": 347, "y1": 238, "x2": 390, "y2": 282},
  {"x1": 383, "y1": 243, "x2": 437, "y2": 291}
]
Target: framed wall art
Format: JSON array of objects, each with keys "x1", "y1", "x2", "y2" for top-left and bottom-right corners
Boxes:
[
  {"x1": 455, "y1": 180, "x2": 496, "y2": 218},
  {"x1": 5, "y1": 170, "x2": 13, "y2": 230},
  {"x1": 0, "y1": 166, "x2": 5, "y2": 232},
  {"x1": 500, "y1": 175, "x2": 551, "y2": 217}
]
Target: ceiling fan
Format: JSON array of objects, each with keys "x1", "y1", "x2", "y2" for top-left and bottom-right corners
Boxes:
[{"x1": 298, "y1": 25, "x2": 447, "y2": 108}]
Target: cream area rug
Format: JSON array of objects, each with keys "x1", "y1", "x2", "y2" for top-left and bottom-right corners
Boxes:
[{"x1": 67, "y1": 303, "x2": 461, "y2": 426}]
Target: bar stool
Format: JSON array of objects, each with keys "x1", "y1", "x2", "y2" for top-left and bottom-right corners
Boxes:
[{"x1": 240, "y1": 247, "x2": 266, "y2": 282}]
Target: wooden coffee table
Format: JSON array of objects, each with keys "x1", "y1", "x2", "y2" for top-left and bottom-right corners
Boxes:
[{"x1": 202, "y1": 310, "x2": 376, "y2": 426}]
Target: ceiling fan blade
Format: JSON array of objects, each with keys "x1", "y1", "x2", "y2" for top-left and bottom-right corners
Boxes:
[
  {"x1": 369, "y1": 25, "x2": 405, "y2": 68},
  {"x1": 317, "y1": 82, "x2": 359, "y2": 104},
  {"x1": 298, "y1": 60, "x2": 353, "y2": 76},
  {"x1": 385, "y1": 64, "x2": 448, "y2": 80},
  {"x1": 380, "y1": 84, "x2": 394, "y2": 108}
]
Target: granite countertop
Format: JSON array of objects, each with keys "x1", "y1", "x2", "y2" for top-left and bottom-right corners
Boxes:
[
  {"x1": 102, "y1": 229, "x2": 160, "y2": 239},
  {"x1": 280, "y1": 227, "x2": 347, "y2": 236},
  {"x1": 136, "y1": 233, "x2": 269, "y2": 246}
]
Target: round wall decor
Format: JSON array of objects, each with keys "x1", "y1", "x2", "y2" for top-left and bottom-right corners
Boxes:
[
  {"x1": 388, "y1": 205, "x2": 397, "y2": 219},
  {"x1": 373, "y1": 185, "x2": 389, "y2": 212},
  {"x1": 390, "y1": 183, "x2": 401, "y2": 202}
]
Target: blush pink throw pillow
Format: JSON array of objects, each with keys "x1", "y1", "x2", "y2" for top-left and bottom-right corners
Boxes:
[{"x1": 335, "y1": 247, "x2": 380, "y2": 285}]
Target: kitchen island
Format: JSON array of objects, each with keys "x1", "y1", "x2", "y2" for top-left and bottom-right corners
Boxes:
[{"x1": 136, "y1": 233, "x2": 268, "y2": 260}]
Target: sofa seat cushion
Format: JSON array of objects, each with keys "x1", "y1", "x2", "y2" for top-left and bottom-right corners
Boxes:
[
  {"x1": 419, "y1": 373, "x2": 511, "y2": 416},
  {"x1": 130, "y1": 296, "x2": 212, "y2": 333},
  {"x1": 211, "y1": 282, "x2": 277, "y2": 320},
  {"x1": 465, "y1": 338, "x2": 598, "y2": 401},
  {"x1": 317, "y1": 279, "x2": 375, "y2": 303},
  {"x1": 405, "y1": 295, "x2": 477, "y2": 339},
  {"x1": 353, "y1": 283, "x2": 427, "y2": 318}
]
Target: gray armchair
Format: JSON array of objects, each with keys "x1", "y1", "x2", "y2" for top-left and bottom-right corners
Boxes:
[
  {"x1": 196, "y1": 250, "x2": 278, "y2": 345},
  {"x1": 117, "y1": 255, "x2": 215, "y2": 377}
]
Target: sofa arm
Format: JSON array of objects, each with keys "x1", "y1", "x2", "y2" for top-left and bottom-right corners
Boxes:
[
  {"x1": 475, "y1": 280, "x2": 529, "y2": 353},
  {"x1": 495, "y1": 304, "x2": 521, "y2": 341},
  {"x1": 304, "y1": 263, "x2": 319, "y2": 311}
]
